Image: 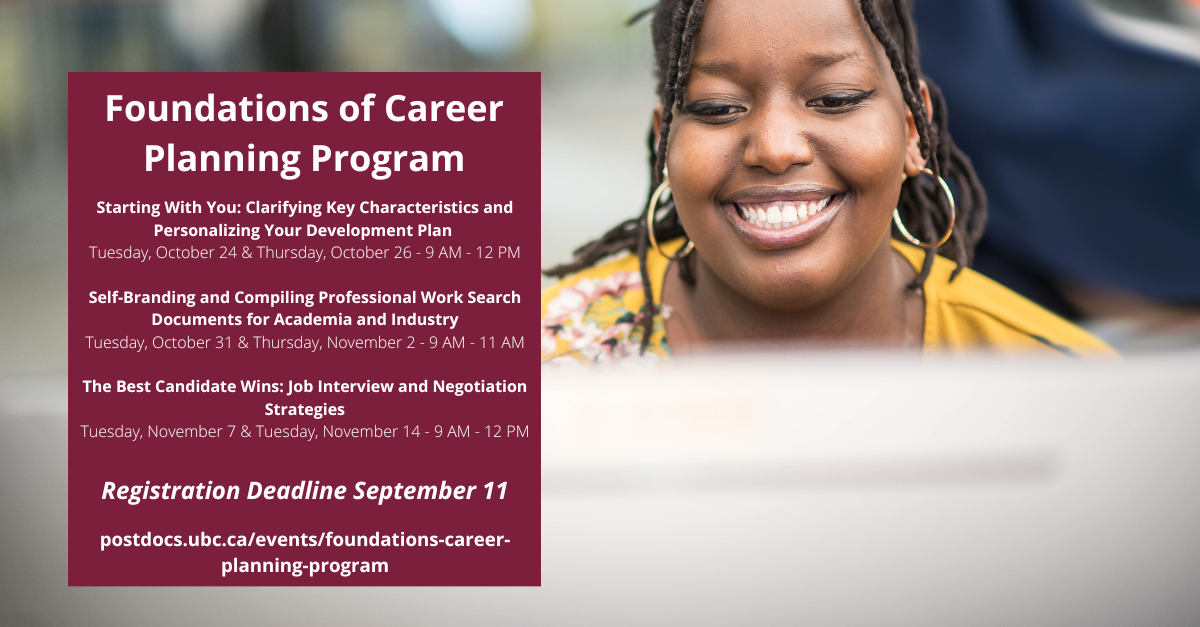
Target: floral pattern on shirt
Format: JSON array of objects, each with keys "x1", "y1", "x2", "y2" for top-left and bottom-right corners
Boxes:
[{"x1": 541, "y1": 269, "x2": 669, "y2": 368}]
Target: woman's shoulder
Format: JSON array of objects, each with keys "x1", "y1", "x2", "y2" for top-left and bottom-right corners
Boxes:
[
  {"x1": 540, "y1": 252, "x2": 667, "y2": 367},
  {"x1": 892, "y1": 241, "x2": 1116, "y2": 357}
]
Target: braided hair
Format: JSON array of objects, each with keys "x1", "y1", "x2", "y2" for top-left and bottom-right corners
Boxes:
[{"x1": 545, "y1": 0, "x2": 988, "y2": 353}]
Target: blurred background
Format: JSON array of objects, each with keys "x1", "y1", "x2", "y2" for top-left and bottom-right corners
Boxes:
[
  {"x1": 1, "y1": 0, "x2": 1199, "y2": 624},
  {"x1": 0, "y1": 0, "x2": 663, "y2": 383}
]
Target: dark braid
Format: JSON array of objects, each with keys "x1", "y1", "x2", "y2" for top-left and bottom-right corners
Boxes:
[
  {"x1": 859, "y1": 0, "x2": 934, "y2": 175},
  {"x1": 544, "y1": 0, "x2": 988, "y2": 345},
  {"x1": 631, "y1": 0, "x2": 702, "y2": 352}
]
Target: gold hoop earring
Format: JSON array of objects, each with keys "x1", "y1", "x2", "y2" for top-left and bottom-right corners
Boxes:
[
  {"x1": 892, "y1": 167, "x2": 955, "y2": 249},
  {"x1": 646, "y1": 178, "x2": 695, "y2": 259}
]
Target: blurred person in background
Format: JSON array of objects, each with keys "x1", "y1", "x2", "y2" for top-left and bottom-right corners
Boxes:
[
  {"x1": 540, "y1": 0, "x2": 1116, "y2": 368},
  {"x1": 914, "y1": 0, "x2": 1200, "y2": 350}
]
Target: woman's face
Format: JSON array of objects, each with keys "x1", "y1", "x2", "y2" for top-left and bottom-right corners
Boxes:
[{"x1": 665, "y1": 0, "x2": 924, "y2": 310}]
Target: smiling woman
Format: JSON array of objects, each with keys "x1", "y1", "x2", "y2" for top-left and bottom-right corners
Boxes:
[{"x1": 541, "y1": 0, "x2": 1115, "y2": 366}]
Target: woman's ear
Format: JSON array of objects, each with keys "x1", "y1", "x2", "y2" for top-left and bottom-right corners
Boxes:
[
  {"x1": 652, "y1": 104, "x2": 663, "y2": 143},
  {"x1": 903, "y1": 80, "x2": 934, "y2": 177}
]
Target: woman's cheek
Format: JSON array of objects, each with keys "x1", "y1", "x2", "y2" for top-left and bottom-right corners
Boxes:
[
  {"x1": 666, "y1": 127, "x2": 737, "y2": 234},
  {"x1": 826, "y1": 114, "x2": 907, "y2": 208}
]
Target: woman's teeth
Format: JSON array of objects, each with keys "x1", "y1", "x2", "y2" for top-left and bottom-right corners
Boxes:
[{"x1": 737, "y1": 197, "x2": 832, "y2": 229}]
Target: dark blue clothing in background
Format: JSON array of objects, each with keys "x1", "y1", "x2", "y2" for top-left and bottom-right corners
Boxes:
[{"x1": 913, "y1": 0, "x2": 1200, "y2": 315}]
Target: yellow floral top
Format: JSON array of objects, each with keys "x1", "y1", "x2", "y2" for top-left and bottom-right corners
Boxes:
[{"x1": 541, "y1": 238, "x2": 1116, "y2": 367}]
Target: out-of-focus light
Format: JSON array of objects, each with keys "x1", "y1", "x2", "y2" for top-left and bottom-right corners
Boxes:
[
  {"x1": 166, "y1": 0, "x2": 262, "y2": 67},
  {"x1": 426, "y1": 0, "x2": 534, "y2": 59}
]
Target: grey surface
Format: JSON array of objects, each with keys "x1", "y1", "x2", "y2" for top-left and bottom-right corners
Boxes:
[{"x1": 4, "y1": 354, "x2": 1200, "y2": 626}]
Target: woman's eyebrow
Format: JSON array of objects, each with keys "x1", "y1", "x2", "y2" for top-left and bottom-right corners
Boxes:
[
  {"x1": 692, "y1": 60, "x2": 739, "y2": 77},
  {"x1": 806, "y1": 50, "x2": 866, "y2": 69},
  {"x1": 692, "y1": 50, "x2": 870, "y2": 78}
]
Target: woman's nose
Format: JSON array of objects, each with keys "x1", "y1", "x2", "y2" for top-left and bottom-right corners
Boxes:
[{"x1": 742, "y1": 103, "x2": 814, "y2": 174}]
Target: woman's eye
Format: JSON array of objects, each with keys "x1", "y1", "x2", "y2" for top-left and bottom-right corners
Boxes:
[
  {"x1": 684, "y1": 102, "x2": 745, "y2": 118},
  {"x1": 807, "y1": 90, "x2": 876, "y2": 111}
]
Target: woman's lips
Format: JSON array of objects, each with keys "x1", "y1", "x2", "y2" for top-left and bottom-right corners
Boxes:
[
  {"x1": 737, "y1": 196, "x2": 832, "y2": 229},
  {"x1": 722, "y1": 193, "x2": 845, "y2": 250}
]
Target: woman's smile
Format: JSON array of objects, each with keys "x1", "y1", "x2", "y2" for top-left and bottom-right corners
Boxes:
[{"x1": 719, "y1": 186, "x2": 847, "y2": 250}]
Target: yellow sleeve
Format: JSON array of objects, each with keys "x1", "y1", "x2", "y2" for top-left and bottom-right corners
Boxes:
[{"x1": 892, "y1": 241, "x2": 1117, "y2": 358}]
